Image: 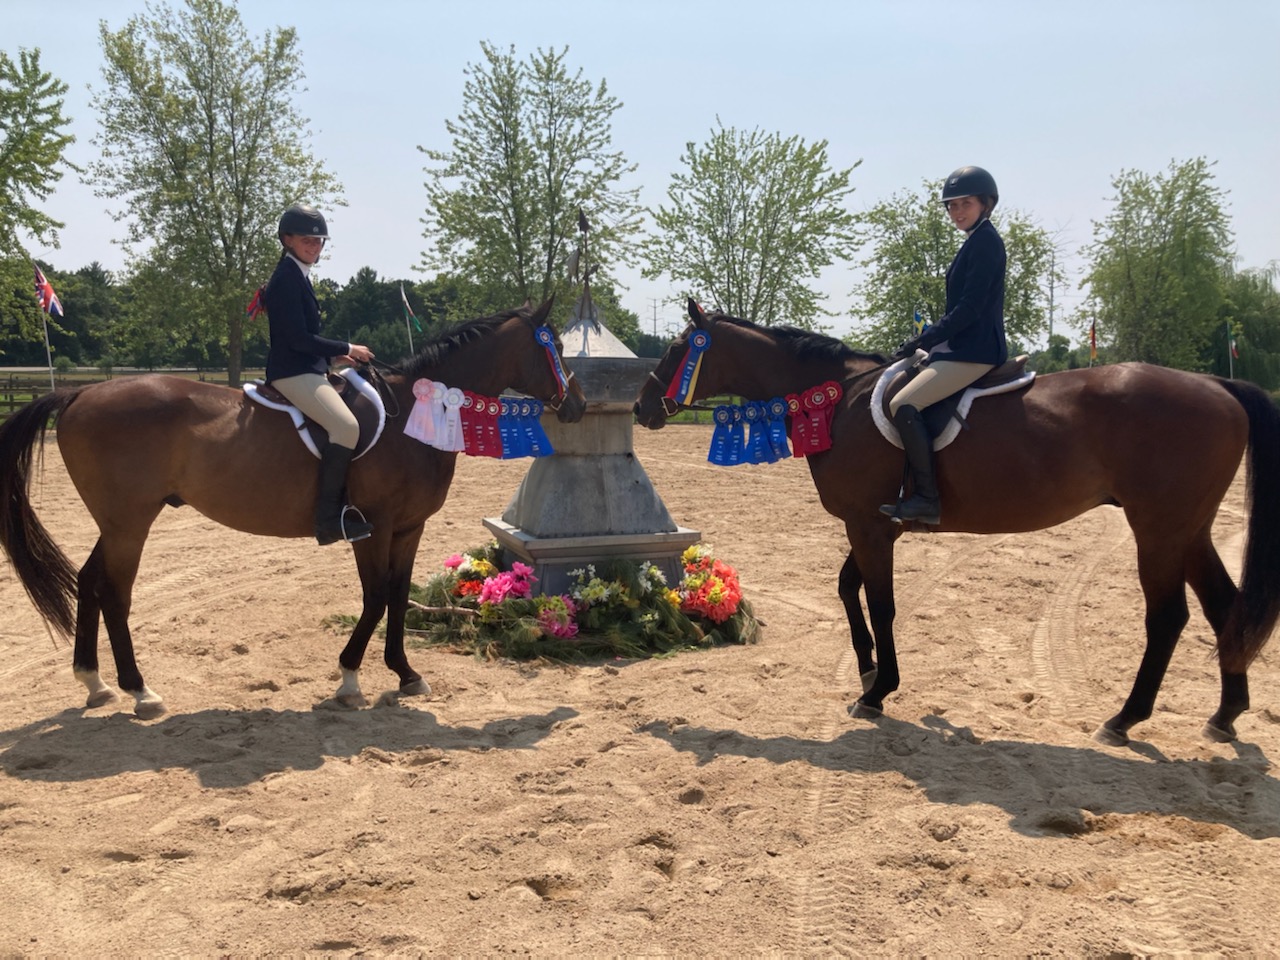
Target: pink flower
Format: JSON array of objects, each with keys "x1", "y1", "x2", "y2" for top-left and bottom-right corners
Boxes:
[{"x1": 444, "y1": 554, "x2": 464, "y2": 570}]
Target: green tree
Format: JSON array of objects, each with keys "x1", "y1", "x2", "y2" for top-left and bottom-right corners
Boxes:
[
  {"x1": 1215, "y1": 265, "x2": 1280, "y2": 388},
  {"x1": 847, "y1": 179, "x2": 1066, "y2": 354},
  {"x1": 89, "y1": 0, "x2": 342, "y2": 385},
  {"x1": 643, "y1": 121, "x2": 860, "y2": 330},
  {"x1": 420, "y1": 42, "x2": 642, "y2": 324},
  {"x1": 0, "y1": 48, "x2": 77, "y2": 260},
  {"x1": 1081, "y1": 157, "x2": 1233, "y2": 370}
]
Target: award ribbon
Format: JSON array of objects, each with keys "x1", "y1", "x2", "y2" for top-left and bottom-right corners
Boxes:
[
  {"x1": 766, "y1": 397, "x2": 792, "y2": 461},
  {"x1": 535, "y1": 326, "x2": 570, "y2": 400},
  {"x1": 664, "y1": 330, "x2": 711, "y2": 406}
]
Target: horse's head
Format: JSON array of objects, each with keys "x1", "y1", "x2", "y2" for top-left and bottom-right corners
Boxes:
[
  {"x1": 634, "y1": 299, "x2": 721, "y2": 430},
  {"x1": 509, "y1": 298, "x2": 587, "y2": 423}
]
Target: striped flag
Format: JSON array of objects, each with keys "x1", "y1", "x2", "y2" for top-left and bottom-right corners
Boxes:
[
  {"x1": 401, "y1": 283, "x2": 422, "y2": 332},
  {"x1": 34, "y1": 265, "x2": 63, "y2": 317}
]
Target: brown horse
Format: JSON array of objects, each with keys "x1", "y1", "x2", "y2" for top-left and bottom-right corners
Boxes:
[
  {"x1": 0, "y1": 299, "x2": 586, "y2": 718},
  {"x1": 635, "y1": 300, "x2": 1280, "y2": 744}
]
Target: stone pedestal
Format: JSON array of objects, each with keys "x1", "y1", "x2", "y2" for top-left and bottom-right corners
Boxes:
[{"x1": 484, "y1": 351, "x2": 700, "y2": 597}]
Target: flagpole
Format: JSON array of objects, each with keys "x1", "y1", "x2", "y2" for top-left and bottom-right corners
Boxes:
[
  {"x1": 41, "y1": 312, "x2": 55, "y2": 391},
  {"x1": 1227, "y1": 320, "x2": 1234, "y2": 380}
]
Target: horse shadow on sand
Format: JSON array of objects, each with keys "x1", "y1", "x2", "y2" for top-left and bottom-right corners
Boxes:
[
  {"x1": 0, "y1": 698, "x2": 577, "y2": 789},
  {"x1": 641, "y1": 713, "x2": 1280, "y2": 840}
]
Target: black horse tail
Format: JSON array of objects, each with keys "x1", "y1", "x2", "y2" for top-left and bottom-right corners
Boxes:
[
  {"x1": 0, "y1": 389, "x2": 81, "y2": 638},
  {"x1": 1218, "y1": 379, "x2": 1280, "y2": 671}
]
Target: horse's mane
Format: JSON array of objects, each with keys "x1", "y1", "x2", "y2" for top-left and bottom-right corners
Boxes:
[
  {"x1": 710, "y1": 313, "x2": 888, "y2": 365},
  {"x1": 398, "y1": 308, "x2": 531, "y2": 381}
]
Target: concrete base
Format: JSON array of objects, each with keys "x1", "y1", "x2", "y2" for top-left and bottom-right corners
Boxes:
[{"x1": 483, "y1": 517, "x2": 702, "y2": 598}]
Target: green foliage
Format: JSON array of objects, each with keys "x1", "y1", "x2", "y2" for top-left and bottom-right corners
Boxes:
[
  {"x1": 420, "y1": 42, "x2": 643, "y2": 322},
  {"x1": 1081, "y1": 158, "x2": 1233, "y2": 370},
  {"x1": 405, "y1": 544, "x2": 759, "y2": 663},
  {"x1": 1214, "y1": 266, "x2": 1280, "y2": 389},
  {"x1": 643, "y1": 121, "x2": 860, "y2": 330},
  {"x1": 0, "y1": 48, "x2": 78, "y2": 258},
  {"x1": 846, "y1": 179, "x2": 1066, "y2": 354},
  {"x1": 89, "y1": 0, "x2": 342, "y2": 385}
]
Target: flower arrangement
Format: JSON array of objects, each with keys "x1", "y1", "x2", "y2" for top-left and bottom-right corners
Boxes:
[{"x1": 405, "y1": 540, "x2": 758, "y2": 661}]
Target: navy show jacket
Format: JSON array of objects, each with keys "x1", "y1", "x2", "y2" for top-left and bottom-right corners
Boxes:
[
  {"x1": 918, "y1": 218, "x2": 1008, "y2": 366},
  {"x1": 262, "y1": 255, "x2": 351, "y2": 382}
]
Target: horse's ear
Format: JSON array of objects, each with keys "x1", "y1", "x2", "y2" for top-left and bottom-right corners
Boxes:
[
  {"x1": 687, "y1": 298, "x2": 706, "y2": 326},
  {"x1": 532, "y1": 296, "x2": 555, "y2": 328}
]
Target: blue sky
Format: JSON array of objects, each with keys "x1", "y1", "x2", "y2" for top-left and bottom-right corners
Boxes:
[{"x1": 6, "y1": 0, "x2": 1278, "y2": 340}]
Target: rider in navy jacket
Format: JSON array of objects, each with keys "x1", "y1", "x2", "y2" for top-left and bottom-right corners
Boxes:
[
  {"x1": 880, "y1": 166, "x2": 1009, "y2": 526},
  {"x1": 263, "y1": 253, "x2": 352, "y2": 382},
  {"x1": 260, "y1": 205, "x2": 376, "y2": 545}
]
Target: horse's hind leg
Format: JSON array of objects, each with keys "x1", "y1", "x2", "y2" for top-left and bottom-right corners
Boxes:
[
  {"x1": 72, "y1": 541, "x2": 118, "y2": 708},
  {"x1": 96, "y1": 524, "x2": 166, "y2": 719},
  {"x1": 1184, "y1": 530, "x2": 1249, "y2": 741},
  {"x1": 838, "y1": 549, "x2": 877, "y2": 694},
  {"x1": 1097, "y1": 540, "x2": 1190, "y2": 746}
]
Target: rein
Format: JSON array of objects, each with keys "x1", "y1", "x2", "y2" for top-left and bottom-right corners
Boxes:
[
  {"x1": 649, "y1": 353, "x2": 894, "y2": 417},
  {"x1": 367, "y1": 325, "x2": 576, "y2": 417}
]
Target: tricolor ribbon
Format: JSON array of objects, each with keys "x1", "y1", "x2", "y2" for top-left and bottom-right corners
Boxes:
[
  {"x1": 535, "y1": 326, "x2": 570, "y2": 399},
  {"x1": 664, "y1": 330, "x2": 711, "y2": 406}
]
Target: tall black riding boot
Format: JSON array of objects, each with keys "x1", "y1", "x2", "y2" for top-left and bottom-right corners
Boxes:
[
  {"x1": 314, "y1": 443, "x2": 374, "y2": 545},
  {"x1": 878, "y1": 404, "x2": 941, "y2": 525}
]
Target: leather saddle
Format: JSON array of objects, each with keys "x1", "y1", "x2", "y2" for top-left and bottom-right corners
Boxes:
[
  {"x1": 879, "y1": 354, "x2": 1034, "y2": 444},
  {"x1": 243, "y1": 368, "x2": 386, "y2": 460}
]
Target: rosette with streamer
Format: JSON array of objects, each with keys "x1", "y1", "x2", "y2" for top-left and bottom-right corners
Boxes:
[
  {"x1": 535, "y1": 326, "x2": 570, "y2": 400},
  {"x1": 429, "y1": 381, "x2": 449, "y2": 444},
  {"x1": 482, "y1": 398, "x2": 503, "y2": 457},
  {"x1": 766, "y1": 397, "x2": 791, "y2": 460},
  {"x1": 799, "y1": 380, "x2": 842, "y2": 454},
  {"x1": 664, "y1": 330, "x2": 711, "y2": 406},
  {"x1": 498, "y1": 398, "x2": 523, "y2": 458},
  {"x1": 459, "y1": 391, "x2": 483, "y2": 455},
  {"x1": 523, "y1": 399, "x2": 554, "y2": 457},
  {"x1": 441, "y1": 387, "x2": 466, "y2": 451},
  {"x1": 787, "y1": 393, "x2": 811, "y2": 458},
  {"x1": 404, "y1": 378, "x2": 441, "y2": 444},
  {"x1": 743, "y1": 400, "x2": 775, "y2": 464},
  {"x1": 708, "y1": 404, "x2": 735, "y2": 465}
]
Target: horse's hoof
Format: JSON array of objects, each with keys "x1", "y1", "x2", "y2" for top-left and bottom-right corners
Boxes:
[
  {"x1": 859, "y1": 669, "x2": 878, "y2": 695},
  {"x1": 133, "y1": 698, "x2": 167, "y2": 721},
  {"x1": 85, "y1": 688, "x2": 120, "y2": 709},
  {"x1": 400, "y1": 678, "x2": 431, "y2": 697},
  {"x1": 336, "y1": 692, "x2": 368, "y2": 709},
  {"x1": 1202, "y1": 720, "x2": 1237, "y2": 743},
  {"x1": 1092, "y1": 724, "x2": 1128, "y2": 747},
  {"x1": 850, "y1": 700, "x2": 883, "y2": 720}
]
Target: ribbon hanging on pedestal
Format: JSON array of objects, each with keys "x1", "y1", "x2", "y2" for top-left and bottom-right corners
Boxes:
[{"x1": 498, "y1": 398, "x2": 524, "y2": 458}]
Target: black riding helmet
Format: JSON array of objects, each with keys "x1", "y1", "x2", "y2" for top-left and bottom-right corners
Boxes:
[
  {"x1": 941, "y1": 166, "x2": 998, "y2": 211},
  {"x1": 277, "y1": 204, "x2": 329, "y2": 242}
]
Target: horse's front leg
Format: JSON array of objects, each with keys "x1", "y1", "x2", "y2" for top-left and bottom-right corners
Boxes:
[
  {"x1": 848, "y1": 531, "x2": 900, "y2": 718},
  {"x1": 837, "y1": 549, "x2": 877, "y2": 694},
  {"x1": 383, "y1": 525, "x2": 429, "y2": 698},
  {"x1": 336, "y1": 536, "x2": 392, "y2": 708}
]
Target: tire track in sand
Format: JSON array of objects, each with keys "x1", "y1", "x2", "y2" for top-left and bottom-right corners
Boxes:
[
  {"x1": 1027, "y1": 506, "x2": 1131, "y2": 721},
  {"x1": 788, "y1": 530, "x2": 1014, "y2": 954}
]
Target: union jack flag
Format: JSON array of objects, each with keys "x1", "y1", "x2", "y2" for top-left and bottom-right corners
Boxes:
[{"x1": 34, "y1": 265, "x2": 63, "y2": 318}]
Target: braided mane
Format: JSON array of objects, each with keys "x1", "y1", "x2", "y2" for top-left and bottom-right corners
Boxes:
[
  {"x1": 399, "y1": 308, "x2": 531, "y2": 381},
  {"x1": 709, "y1": 313, "x2": 887, "y2": 365}
]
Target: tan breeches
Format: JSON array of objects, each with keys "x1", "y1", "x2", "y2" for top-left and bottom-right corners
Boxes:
[
  {"x1": 271, "y1": 373, "x2": 359, "y2": 450},
  {"x1": 888, "y1": 359, "x2": 995, "y2": 417}
]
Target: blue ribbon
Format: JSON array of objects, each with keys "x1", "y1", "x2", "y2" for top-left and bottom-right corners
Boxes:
[
  {"x1": 535, "y1": 326, "x2": 570, "y2": 399},
  {"x1": 668, "y1": 330, "x2": 710, "y2": 405},
  {"x1": 766, "y1": 397, "x2": 792, "y2": 460}
]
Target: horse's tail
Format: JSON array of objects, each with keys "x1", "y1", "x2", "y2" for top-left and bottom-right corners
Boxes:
[
  {"x1": 1218, "y1": 378, "x2": 1280, "y2": 671},
  {"x1": 0, "y1": 389, "x2": 81, "y2": 638}
]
